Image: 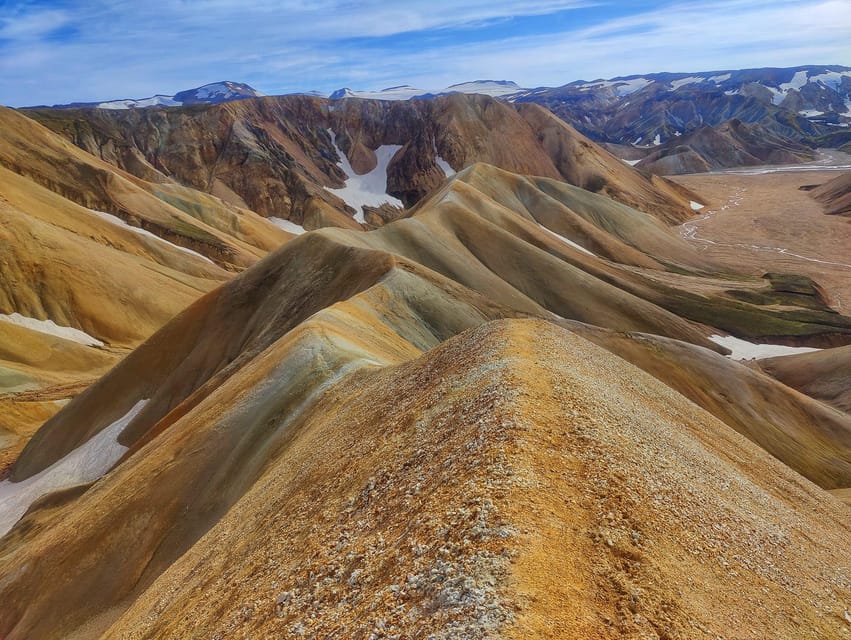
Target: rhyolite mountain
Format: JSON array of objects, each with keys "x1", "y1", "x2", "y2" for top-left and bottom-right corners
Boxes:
[
  {"x1": 2, "y1": 80, "x2": 851, "y2": 640},
  {"x1": 23, "y1": 93, "x2": 701, "y2": 228},
  {"x1": 1, "y1": 154, "x2": 850, "y2": 638},
  {"x1": 29, "y1": 66, "x2": 851, "y2": 175}
]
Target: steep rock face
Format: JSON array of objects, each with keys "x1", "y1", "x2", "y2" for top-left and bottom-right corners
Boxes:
[
  {"x1": 637, "y1": 119, "x2": 814, "y2": 175},
  {"x1": 25, "y1": 93, "x2": 697, "y2": 227}
]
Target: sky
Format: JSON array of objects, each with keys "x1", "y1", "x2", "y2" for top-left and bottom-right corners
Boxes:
[{"x1": 0, "y1": 0, "x2": 849, "y2": 106}]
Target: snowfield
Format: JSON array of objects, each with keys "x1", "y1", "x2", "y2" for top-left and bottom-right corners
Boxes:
[
  {"x1": 538, "y1": 224, "x2": 596, "y2": 257},
  {"x1": 708, "y1": 335, "x2": 821, "y2": 360},
  {"x1": 436, "y1": 155, "x2": 455, "y2": 177},
  {"x1": 0, "y1": 312, "x2": 103, "y2": 347},
  {"x1": 89, "y1": 209, "x2": 214, "y2": 263},
  {"x1": 269, "y1": 217, "x2": 307, "y2": 235},
  {"x1": 0, "y1": 399, "x2": 148, "y2": 537},
  {"x1": 98, "y1": 95, "x2": 180, "y2": 109},
  {"x1": 579, "y1": 77, "x2": 652, "y2": 97},
  {"x1": 325, "y1": 130, "x2": 404, "y2": 222}
]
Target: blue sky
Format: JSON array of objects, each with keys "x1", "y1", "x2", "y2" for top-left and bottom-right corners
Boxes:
[{"x1": 1, "y1": 0, "x2": 849, "y2": 106}]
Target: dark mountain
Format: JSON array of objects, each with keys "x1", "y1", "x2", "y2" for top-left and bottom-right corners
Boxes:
[
  {"x1": 510, "y1": 65, "x2": 851, "y2": 149},
  {"x1": 635, "y1": 119, "x2": 816, "y2": 175},
  {"x1": 36, "y1": 81, "x2": 265, "y2": 110}
]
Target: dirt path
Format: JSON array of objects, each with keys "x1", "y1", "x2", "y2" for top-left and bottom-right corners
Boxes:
[{"x1": 671, "y1": 169, "x2": 851, "y2": 310}]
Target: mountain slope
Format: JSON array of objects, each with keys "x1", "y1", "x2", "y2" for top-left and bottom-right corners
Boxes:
[
  {"x1": 24, "y1": 93, "x2": 699, "y2": 227},
  {"x1": 2, "y1": 315, "x2": 849, "y2": 639},
  {"x1": 512, "y1": 65, "x2": 851, "y2": 150},
  {"x1": 761, "y1": 345, "x2": 851, "y2": 413},
  {"x1": 1, "y1": 158, "x2": 850, "y2": 638},
  {"x1": 811, "y1": 170, "x2": 851, "y2": 215},
  {"x1": 636, "y1": 119, "x2": 815, "y2": 175},
  {"x1": 0, "y1": 105, "x2": 294, "y2": 467}
]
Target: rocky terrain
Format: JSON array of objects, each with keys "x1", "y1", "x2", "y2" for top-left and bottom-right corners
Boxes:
[
  {"x1": 512, "y1": 65, "x2": 851, "y2": 148},
  {"x1": 0, "y1": 105, "x2": 295, "y2": 470},
  {"x1": 635, "y1": 119, "x2": 815, "y2": 175},
  {"x1": 24, "y1": 93, "x2": 698, "y2": 227},
  {"x1": 0, "y1": 87, "x2": 849, "y2": 639}
]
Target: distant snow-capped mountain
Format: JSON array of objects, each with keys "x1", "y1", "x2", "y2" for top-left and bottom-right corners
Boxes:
[
  {"x1": 327, "y1": 80, "x2": 525, "y2": 101},
  {"x1": 44, "y1": 81, "x2": 265, "y2": 110},
  {"x1": 511, "y1": 65, "x2": 851, "y2": 147}
]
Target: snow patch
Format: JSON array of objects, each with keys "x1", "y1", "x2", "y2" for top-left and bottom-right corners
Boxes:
[
  {"x1": 780, "y1": 70, "x2": 809, "y2": 92},
  {"x1": 690, "y1": 201, "x2": 704, "y2": 210},
  {"x1": 708, "y1": 335, "x2": 821, "y2": 361},
  {"x1": 0, "y1": 399, "x2": 148, "y2": 537},
  {"x1": 581, "y1": 77, "x2": 652, "y2": 97},
  {"x1": 89, "y1": 210, "x2": 214, "y2": 263},
  {"x1": 443, "y1": 80, "x2": 522, "y2": 97},
  {"x1": 670, "y1": 76, "x2": 703, "y2": 90},
  {"x1": 810, "y1": 70, "x2": 851, "y2": 91},
  {"x1": 622, "y1": 159, "x2": 642, "y2": 166},
  {"x1": 709, "y1": 73, "x2": 732, "y2": 83},
  {"x1": 0, "y1": 313, "x2": 103, "y2": 347},
  {"x1": 799, "y1": 109, "x2": 825, "y2": 118},
  {"x1": 325, "y1": 130, "x2": 404, "y2": 223},
  {"x1": 766, "y1": 86, "x2": 786, "y2": 106},
  {"x1": 538, "y1": 224, "x2": 596, "y2": 257},
  {"x1": 269, "y1": 217, "x2": 307, "y2": 235},
  {"x1": 436, "y1": 155, "x2": 455, "y2": 177},
  {"x1": 653, "y1": 134, "x2": 661, "y2": 146},
  {"x1": 331, "y1": 85, "x2": 426, "y2": 101},
  {"x1": 98, "y1": 95, "x2": 179, "y2": 109}
]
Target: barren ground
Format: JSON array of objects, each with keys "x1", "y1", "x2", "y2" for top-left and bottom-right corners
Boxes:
[{"x1": 671, "y1": 167, "x2": 851, "y2": 311}]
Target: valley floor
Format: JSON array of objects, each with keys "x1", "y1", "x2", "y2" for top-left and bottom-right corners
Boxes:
[{"x1": 672, "y1": 166, "x2": 851, "y2": 311}]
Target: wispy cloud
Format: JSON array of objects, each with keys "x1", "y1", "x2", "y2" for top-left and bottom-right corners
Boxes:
[{"x1": 0, "y1": 0, "x2": 848, "y2": 106}]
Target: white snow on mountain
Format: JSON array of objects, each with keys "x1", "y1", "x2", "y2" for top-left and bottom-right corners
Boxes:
[
  {"x1": 810, "y1": 70, "x2": 851, "y2": 91},
  {"x1": 331, "y1": 80, "x2": 525, "y2": 101},
  {"x1": 780, "y1": 70, "x2": 809, "y2": 93},
  {"x1": 436, "y1": 155, "x2": 455, "y2": 177},
  {"x1": 193, "y1": 82, "x2": 264, "y2": 100},
  {"x1": 0, "y1": 312, "x2": 104, "y2": 347},
  {"x1": 708, "y1": 335, "x2": 821, "y2": 360},
  {"x1": 89, "y1": 209, "x2": 214, "y2": 263},
  {"x1": 443, "y1": 80, "x2": 522, "y2": 97},
  {"x1": 709, "y1": 73, "x2": 732, "y2": 83},
  {"x1": 93, "y1": 82, "x2": 262, "y2": 110},
  {"x1": 670, "y1": 76, "x2": 703, "y2": 90},
  {"x1": 538, "y1": 224, "x2": 596, "y2": 257},
  {"x1": 0, "y1": 399, "x2": 148, "y2": 537},
  {"x1": 269, "y1": 217, "x2": 307, "y2": 235},
  {"x1": 98, "y1": 95, "x2": 180, "y2": 109},
  {"x1": 325, "y1": 130, "x2": 404, "y2": 223},
  {"x1": 578, "y1": 77, "x2": 652, "y2": 97},
  {"x1": 331, "y1": 85, "x2": 426, "y2": 101}
]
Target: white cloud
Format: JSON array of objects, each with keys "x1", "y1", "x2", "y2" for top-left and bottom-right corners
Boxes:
[{"x1": 0, "y1": 0, "x2": 848, "y2": 106}]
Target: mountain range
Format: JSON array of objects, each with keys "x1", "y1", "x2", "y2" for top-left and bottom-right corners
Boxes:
[
  {"x1": 0, "y1": 70, "x2": 849, "y2": 639},
  {"x1": 30, "y1": 66, "x2": 851, "y2": 176}
]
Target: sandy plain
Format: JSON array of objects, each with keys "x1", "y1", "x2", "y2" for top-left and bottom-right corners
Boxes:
[{"x1": 672, "y1": 158, "x2": 851, "y2": 311}]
